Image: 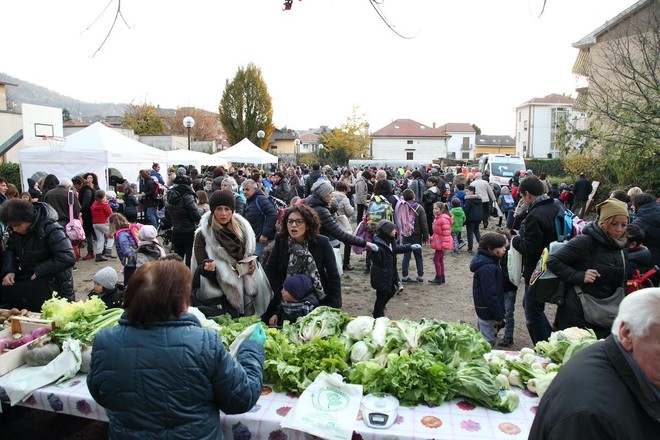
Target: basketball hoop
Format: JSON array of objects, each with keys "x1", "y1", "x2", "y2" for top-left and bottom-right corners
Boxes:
[{"x1": 43, "y1": 135, "x2": 66, "y2": 150}]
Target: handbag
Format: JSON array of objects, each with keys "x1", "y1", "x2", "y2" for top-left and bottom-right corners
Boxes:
[
  {"x1": 65, "y1": 190, "x2": 86, "y2": 242},
  {"x1": 507, "y1": 246, "x2": 522, "y2": 286},
  {"x1": 575, "y1": 250, "x2": 626, "y2": 327},
  {"x1": 191, "y1": 276, "x2": 239, "y2": 318},
  {"x1": 528, "y1": 243, "x2": 567, "y2": 305}
]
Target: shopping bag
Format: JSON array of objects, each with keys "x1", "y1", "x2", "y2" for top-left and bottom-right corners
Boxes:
[
  {"x1": 281, "y1": 372, "x2": 363, "y2": 440},
  {"x1": 507, "y1": 247, "x2": 522, "y2": 286}
]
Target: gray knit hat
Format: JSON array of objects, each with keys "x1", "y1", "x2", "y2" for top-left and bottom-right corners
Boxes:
[
  {"x1": 93, "y1": 267, "x2": 117, "y2": 290},
  {"x1": 177, "y1": 167, "x2": 187, "y2": 176},
  {"x1": 311, "y1": 180, "x2": 334, "y2": 198},
  {"x1": 376, "y1": 220, "x2": 397, "y2": 236}
]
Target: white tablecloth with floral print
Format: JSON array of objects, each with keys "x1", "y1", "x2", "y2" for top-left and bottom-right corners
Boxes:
[{"x1": 0, "y1": 354, "x2": 540, "y2": 439}]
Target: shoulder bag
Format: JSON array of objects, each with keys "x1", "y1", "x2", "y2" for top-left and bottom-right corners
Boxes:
[
  {"x1": 575, "y1": 250, "x2": 626, "y2": 328},
  {"x1": 65, "y1": 190, "x2": 86, "y2": 242}
]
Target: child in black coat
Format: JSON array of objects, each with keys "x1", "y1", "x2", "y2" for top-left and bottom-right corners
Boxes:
[
  {"x1": 469, "y1": 233, "x2": 507, "y2": 346},
  {"x1": 370, "y1": 220, "x2": 420, "y2": 318},
  {"x1": 89, "y1": 267, "x2": 124, "y2": 309}
]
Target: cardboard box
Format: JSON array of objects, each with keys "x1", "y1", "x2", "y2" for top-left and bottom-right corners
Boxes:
[{"x1": 0, "y1": 317, "x2": 54, "y2": 376}]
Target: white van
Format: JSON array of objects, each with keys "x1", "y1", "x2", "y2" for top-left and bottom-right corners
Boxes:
[{"x1": 478, "y1": 154, "x2": 526, "y2": 186}]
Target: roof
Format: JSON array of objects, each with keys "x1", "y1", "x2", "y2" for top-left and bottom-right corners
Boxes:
[
  {"x1": 371, "y1": 119, "x2": 449, "y2": 138},
  {"x1": 299, "y1": 132, "x2": 319, "y2": 142},
  {"x1": 271, "y1": 128, "x2": 297, "y2": 141},
  {"x1": 475, "y1": 135, "x2": 515, "y2": 146},
  {"x1": 0, "y1": 81, "x2": 18, "y2": 87},
  {"x1": 572, "y1": 0, "x2": 651, "y2": 48},
  {"x1": 516, "y1": 93, "x2": 575, "y2": 108},
  {"x1": 437, "y1": 122, "x2": 475, "y2": 133}
]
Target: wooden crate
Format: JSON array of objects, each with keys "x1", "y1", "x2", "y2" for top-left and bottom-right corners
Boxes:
[{"x1": 0, "y1": 317, "x2": 54, "y2": 376}]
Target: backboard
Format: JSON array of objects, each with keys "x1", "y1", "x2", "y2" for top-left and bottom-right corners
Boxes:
[{"x1": 22, "y1": 103, "x2": 64, "y2": 147}]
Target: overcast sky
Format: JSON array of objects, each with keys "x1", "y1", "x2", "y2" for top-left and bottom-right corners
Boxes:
[{"x1": 5, "y1": 0, "x2": 634, "y2": 135}]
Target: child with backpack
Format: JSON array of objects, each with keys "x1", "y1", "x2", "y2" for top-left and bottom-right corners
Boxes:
[
  {"x1": 91, "y1": 190, "x2": 116, "y2": 262},
  {"x1": 429, "y1": 202, "x2": 453, "y2": 284},
  {"x1": 370, "y1": 220, "x2": 420, "y2": 318},
  {"x1": 136, "y1": 225, "x2": 166, "y2": 268},
  {"x1": 451, "y1": 182, "x2": 466, "y2": 208},
  {"x1": 498, "y1": 186, "x2": 516, "y2": 228},
  {"x1": 449, "y1": 198, "x2": 466, "y2": 255},
  {"x1": 470, "y1": 232, "x2": 507, "y2": 347},
  {"x1": 108, "y1": 213, "x2": 141, "y2": 285},
  {"x1": 397, "y1": 189, "x2": 429, "y2": 283}
]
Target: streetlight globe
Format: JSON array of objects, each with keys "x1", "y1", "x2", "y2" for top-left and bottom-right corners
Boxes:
[
  {"x1": 257, "y1": 130, "x2": 265, "y2": 139},
  {"x1": 183, "y1": 116, "x2": 195, "y2": 128}
]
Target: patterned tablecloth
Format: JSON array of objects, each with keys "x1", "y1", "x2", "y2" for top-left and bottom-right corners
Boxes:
[{"x1": 0, "y1": 355, "x2": 540, "y2": 439}]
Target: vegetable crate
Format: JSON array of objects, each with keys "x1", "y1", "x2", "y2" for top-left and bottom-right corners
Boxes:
[{"x1": 0, "y1": 316, "x2": 54, "y2": 376}]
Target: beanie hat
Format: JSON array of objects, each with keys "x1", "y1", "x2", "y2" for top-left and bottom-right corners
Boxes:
[
  {"x1": 106, "y1": 191, "x2": 117, "y2": 199},
  {"x1": 209, "y1": 189, "x2": 235, "y2": 213},
  {"x1": 93, "y1": 267, "x2": 117, "y2": 290},
  {"x1": 377, "y1": 219, "x2": 397, "y2": 236},
  {"x1": 283, "y1": 274, "x2": 314, "y2": 301},
  {"x1": 597, "y1": 198, "x2": 629, "y2": 224},
  {"x1": 177, "y1": 167, "x2": 187, "y2": 176},
  {"x1": 311, "y1": 180, "x2": 334, "y2": 199},
  {"x1": 138, "y1": 225, "x2": 159, "y2": 242}
]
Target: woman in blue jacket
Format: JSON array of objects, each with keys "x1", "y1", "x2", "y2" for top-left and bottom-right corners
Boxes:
[{"x1": 87, "y1": 259, "x2": 265, "y2": 440}]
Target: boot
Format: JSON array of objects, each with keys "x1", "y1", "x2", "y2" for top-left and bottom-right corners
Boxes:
[
  {"x1": 82, "y1": 251, "x2": 95, "y2": 261},
  {"x1": 104, "y1": 248, "x2": 117, "y2": 259},
  {"x1": 95, "y1": 254, "x2": 108, "y2": 262},
  {"x1": 428, "y1": 277, "x2": 443, "y2": 285},
  {"x1": 440, "y1": 276, "x2": 446, "y2": 284}
]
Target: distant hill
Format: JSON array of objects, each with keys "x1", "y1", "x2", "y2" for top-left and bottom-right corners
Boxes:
[{"x1": 0, "y1": 72, "x2": 126, "y2": 118}]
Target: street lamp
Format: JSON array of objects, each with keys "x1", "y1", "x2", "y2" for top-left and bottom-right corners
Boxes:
[
  {"x1": 318, "y1": 143, "x2": 324, "y2": 160},
  {"x1": 294, "y1": 138, "x2": 300, "y2": 164},
  {"x1": 183, "y1": 116, "x2": 195, "y2": 151},
  {"x1": 256, "y1": 129, "x2": 265, "y2": 149}
]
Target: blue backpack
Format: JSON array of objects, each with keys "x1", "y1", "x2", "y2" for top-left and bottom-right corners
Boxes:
[
  {"x1": 554, "y1": 202, "x2": 584, "y2": 242},
  {"x1": 502, "y1": 194, "x2": 515, "y2": 211}
]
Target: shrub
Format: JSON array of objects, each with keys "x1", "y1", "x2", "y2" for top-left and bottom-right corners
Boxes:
[{"x1": 0, "y1": 163, "x2": 22, "y2": 192}]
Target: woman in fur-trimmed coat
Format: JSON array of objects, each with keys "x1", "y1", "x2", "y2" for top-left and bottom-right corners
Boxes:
[{"x1": 191, "y1": 190, "x2": 273, "y2": 318}]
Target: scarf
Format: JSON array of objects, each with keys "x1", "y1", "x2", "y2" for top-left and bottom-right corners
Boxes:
[
  {"x1": 212, "y1": 226, "x2": 244, "y2": 261},
  {"x1": 286, "y1": 237, "x2": 325, "y2": 301}
]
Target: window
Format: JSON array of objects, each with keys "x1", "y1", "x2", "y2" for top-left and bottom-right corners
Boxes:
[
  {"x1": 462, "y1": 152, "x2": 470, "y2": 159},
  {"x1": 462, "y1": 137, "x2": 469, "y2": 147},
  {"x1": 551, "y1": 107, "x2": 569, "y2": 150},
  {"x1": 449, "y1": 152, "x2": 456, "y2": 159},
  {"x1": 407, "y1": 140, "x2": 413, "y2": 145},
  {"x1": 523, "y1": 120, "x2": 528, "y2": 131},
  {"x1": 522, "y1": 141, "x2": 527, "y2": 152},
  {"x1": 518, "y1": 111, "x2": 521, "y2": 122},
  {"x1": 406, "y1": 152, "x2": 414, "y2": 160}
]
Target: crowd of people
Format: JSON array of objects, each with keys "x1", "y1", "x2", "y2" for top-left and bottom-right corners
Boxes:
[{"x1": 0, "y1": 161, "x2": 658, "y2": 438}]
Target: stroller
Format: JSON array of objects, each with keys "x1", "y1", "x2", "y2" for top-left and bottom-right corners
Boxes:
[
  {"x1": 626, "y1": 265, "x2": 658, "y2": 295},
  {"x1": 156, "y1": 207, "x2": 172, "y2": 251}
]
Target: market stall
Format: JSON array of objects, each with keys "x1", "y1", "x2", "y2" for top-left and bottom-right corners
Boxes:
[{"x1": 0, "y1": 362, "x2": 540, "y2": 439}]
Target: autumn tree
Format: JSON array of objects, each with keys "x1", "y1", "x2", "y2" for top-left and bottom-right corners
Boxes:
[
  {"x1": 561, "y1": 3, "x2": 660, "y2": 190},
  {"x1": 318, "y1": 107, "x2": 371, "y2": 166},
  {"x1": 219, "y1": 63, "x2": 274, "y2": 149},
  {"x1": 163, "y1": 107, "x2": 223, "y2": 143},
  {"x1": 122, "y1": 102, "x2": 164, "y2": 135}
]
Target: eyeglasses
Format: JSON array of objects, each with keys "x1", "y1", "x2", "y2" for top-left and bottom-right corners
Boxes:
[{"x1": 287, "y1": 219, "x2": 305, "y2": 226}]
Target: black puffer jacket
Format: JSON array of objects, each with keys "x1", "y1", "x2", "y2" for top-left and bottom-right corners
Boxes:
[
  {"x1": 547, "y1": 223, "x2": 627, "y2": 338},
  {"x1": 1, "y1": 202, "x2": 75, "y2": 300},
  {"x1": 469, "y1": 248, "x2": 505, "y2": 321},
  {"x1": 633, "y1": 201, "x2": 660, "y2": 267},
  {"x1": 511, "y1": 195, "x2": 559, "y2": 281},
  {"x1": 370, "y1": 234, "x2": 411, "y2": 292},
  {"x1": 244, "y1": 193, "x2": 278, "y2": 240},
  {"x1": 305, "y1": 169, "x2": 322, "y2": 196},
  {"x1": 166, "y1": 184, "x2": 201, "y2": 233},
  {"x1": 463, "y1": 194, "x2": 484, "y2": 223},
  {"x1": 304, "y1": 195, "x2": 367, "y2": 248}
]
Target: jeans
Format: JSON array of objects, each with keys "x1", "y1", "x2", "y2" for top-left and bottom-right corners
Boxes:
[
  {"x1": 503, "y1": 289, "x2": 517, "y2": 342},
  {"x1": 357, "y1": 204, "x2": 367, "y2": 225},
  {"x1": 477, "y1": 318, "x2": 498, "y2": 347},
  {"x1": 93, "y1": 223, "x2": 114, "y2": 255},
  {"x1": 523, "y1": 282, "x2": 552, "y2": 345},
  {"x1": 465, "y1": 222, "x2": 481, "y2": 251},
  {"x1": 145, "y1": 206, "x2": 159, "y2": 227},
  {"x1": 451, "y1": 232, "x2": 460, "y2": 253},
  {"x1": 401, "y1": 236, "x2": 423, "y2": 278},
  {"x1": 255, "y1": 240, "x2": 273, "y2": 261}
]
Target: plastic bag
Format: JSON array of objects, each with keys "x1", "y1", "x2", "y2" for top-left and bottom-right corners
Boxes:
[
  {"x1": 281, "y1": 372, "x2": 363, "y2": 440},
  {"x1": 507, "y1": 247, "x2": 522, "y2": 286}
]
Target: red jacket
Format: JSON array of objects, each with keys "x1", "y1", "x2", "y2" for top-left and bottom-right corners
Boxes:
[
  {"x1": 91, "y1": 200, "x2": 112, "y2": 224},
  {"x1": 430, "y1": 213, "x2": 454, "y2": 251}
]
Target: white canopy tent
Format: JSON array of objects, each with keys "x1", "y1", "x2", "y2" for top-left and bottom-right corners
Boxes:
[
  {"x1": 19, "y1": 122, "x2": 169, "y2": 190},
  {"x1": 166, "y1": 149, "x2": 227, "y2": 169},
  {"x1": 211, "y1": 137, "x2": 279, "y2": 164}
]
